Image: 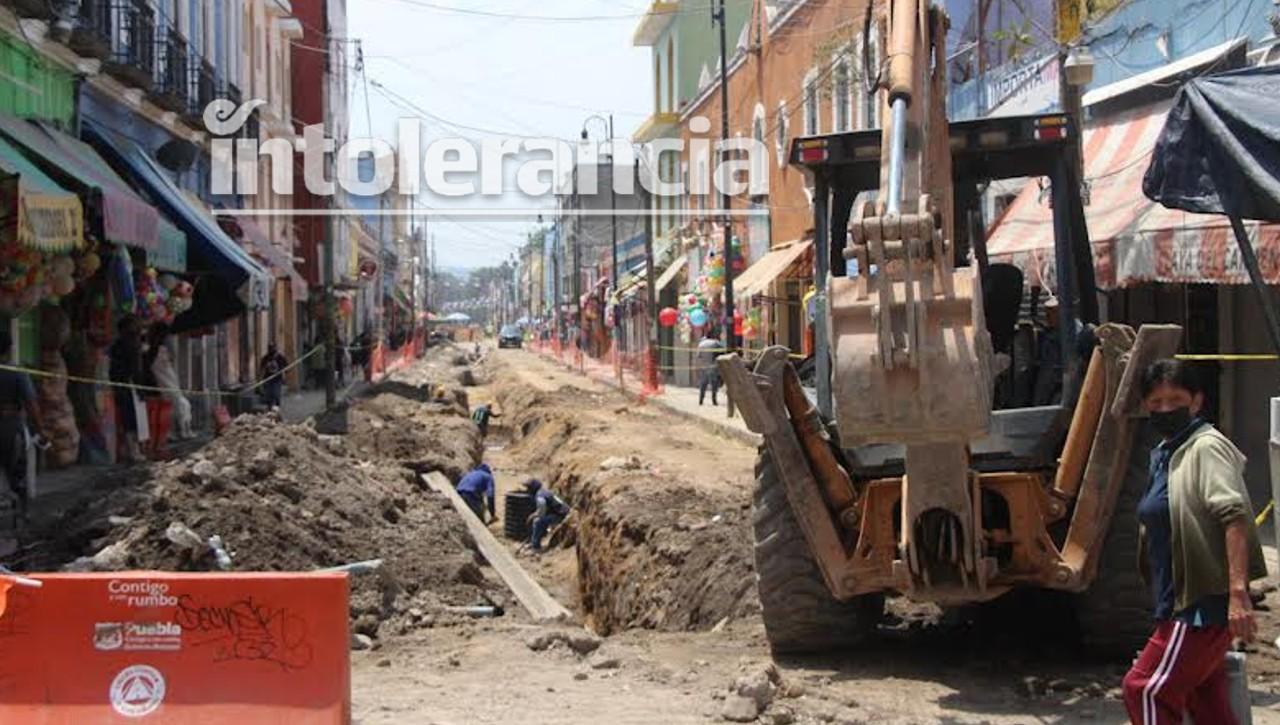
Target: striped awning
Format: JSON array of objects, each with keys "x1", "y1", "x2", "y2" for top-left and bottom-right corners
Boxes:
[
  {"x1": 985, "y1": 102, "x2": 1280, "y2": 290},
  {"x1": 733, "y1": 241, "x2": 812, "y2": 299}
]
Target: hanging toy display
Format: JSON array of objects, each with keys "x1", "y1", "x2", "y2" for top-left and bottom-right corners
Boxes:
[
  {"x1": 678, "y1": 317, "x2": 693, "y2": 345},
  {"x1": 658, "y1": 307, "x2": 679, "y2": 328},
  {"x1": 742, "y1": 307, "x2": 762, "y2": 341},
  {"x1": 688, "y1": 307, "x2": 708, "y2": 328},
  {"x1": 110, "y1": 246, "x2": 136, "y2": 314},
  {"x1": 0, "y1": 241, "x2": 86, "y2": 315}
]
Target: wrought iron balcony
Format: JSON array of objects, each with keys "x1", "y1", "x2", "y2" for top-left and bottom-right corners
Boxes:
[
  {"x1": 101, "y1": 0, "x2": 155, "y2": 91},
  {"x1": 1, "y1": 0, "x2": 59, "y2": 20},
  {"x1": 185, "y1": 56, "x2": 218, "y2": 126},
  {"x1": 149, "y1": 25, "x2": 188, "y2": 114},
  {"x1": 69, "y1": 0, "x2": 111, "y2": 60}
]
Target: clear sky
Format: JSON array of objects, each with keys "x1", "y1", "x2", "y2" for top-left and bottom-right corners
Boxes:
[{"x1": 348, "y1": 0, "x2": 654, "y2": 271}]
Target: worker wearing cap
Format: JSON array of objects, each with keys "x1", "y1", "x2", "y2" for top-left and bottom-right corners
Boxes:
[
  {"x1": 456, "y1": 463, "x2": 496, "y2": 524},
  {"x1": 525, "y1": 479, "x2": 570, "y2": 553}
]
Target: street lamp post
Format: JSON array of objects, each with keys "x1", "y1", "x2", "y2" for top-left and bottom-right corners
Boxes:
[{"x1": 582, "y1": 114, "x2": 622, "y2": 389}]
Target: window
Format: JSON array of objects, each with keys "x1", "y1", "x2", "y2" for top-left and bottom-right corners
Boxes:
[
  {"x1": 775, "y1": 101, "x2": 789, "y2": 167},
  {"x1": 751, "y1": 103, "x2": 767, "y2": 200},
  {"x1": 832, "y1": 55, "x2": 851, "y2": 133},
  {"x1": 802, "y1": 69, "x2": 819, "y2": 136},
  {"x1": 866, "y1": 29, "x2": 882, "y2": 129}
]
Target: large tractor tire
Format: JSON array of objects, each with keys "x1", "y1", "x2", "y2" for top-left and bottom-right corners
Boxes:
[
  {"x1": 1073, "y1": 429, "x2": 1156, "y2": 655},
  {"x1": 753, "y1": 450, "x2": 883, "y2": 654}
]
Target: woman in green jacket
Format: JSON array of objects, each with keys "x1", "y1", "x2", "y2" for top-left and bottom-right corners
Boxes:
[{"x1": 1122, "y1": 359, "x2": 1268, "y2": 725}]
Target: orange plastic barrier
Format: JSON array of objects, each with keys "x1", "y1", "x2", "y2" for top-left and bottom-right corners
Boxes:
[{"x1": 0, "y1": 572, "x2": 350, "y2": 724}]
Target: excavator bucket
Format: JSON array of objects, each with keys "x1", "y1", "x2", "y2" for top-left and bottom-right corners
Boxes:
[{"x1": 828, "y1": 254, "x2": 992, "y2": 446}]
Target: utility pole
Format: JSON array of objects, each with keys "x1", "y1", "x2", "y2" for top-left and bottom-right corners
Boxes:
[
  {"x1": 573, "y1": 167, "x2": 584, "y2": 372},
  {"x1": 322, "y1": 22, "x2": 337, "y2": 409},
  {"x1": 641, "y1": 158, "x2": 659, "y2": 392},
  {"x1": 712, "y1": 0, "x2": 735, "y2": 353},
  {"x1": 610, "y1": 116, "x2": 624, "y2": 389}
]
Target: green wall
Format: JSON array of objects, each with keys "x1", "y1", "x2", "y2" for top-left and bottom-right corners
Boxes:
[
  {"x1": 0, "y1": 31, "x2": 76, "y2": 128},
  {"x1": 673, "y1": 0, "x2": 752, "y2": 112}
]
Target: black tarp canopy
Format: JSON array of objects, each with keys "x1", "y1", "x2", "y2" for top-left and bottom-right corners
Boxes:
[
  {"x1": 1145, "y1": 64, "x2": 1280, "y2": 356},
  {"x1": 1144, "y1": 65, "x2": 1280, "y2": 221}
]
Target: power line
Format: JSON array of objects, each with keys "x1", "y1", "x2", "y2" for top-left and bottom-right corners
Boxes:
[{"x1": 368, "y1": 0, "x2": 712, "y2": 22}]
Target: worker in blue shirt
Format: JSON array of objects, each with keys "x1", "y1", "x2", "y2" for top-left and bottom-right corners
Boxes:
[
  {"x1": 456, "y1": 463, "x2": 496, "y2": 523},
  {"x1": 525, "y1": 479, "x2": 570, "y2": 553}
]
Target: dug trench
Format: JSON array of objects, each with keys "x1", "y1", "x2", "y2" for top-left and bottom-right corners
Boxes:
[{"x1": 485, "y1": 370, "x2": 762, "y2": 635}]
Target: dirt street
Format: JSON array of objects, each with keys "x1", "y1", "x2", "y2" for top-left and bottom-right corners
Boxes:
[{"x1": 351, "y1": 346, "x2": 1280, "y2": 724}]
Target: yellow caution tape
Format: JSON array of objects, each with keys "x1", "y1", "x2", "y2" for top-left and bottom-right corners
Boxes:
[
  {"x1": 0, "y1": 345, "x2": 324, "y2": 399},
  {"x1": 1175, "y1": 354, "x2": 1279, "y2": 361}
]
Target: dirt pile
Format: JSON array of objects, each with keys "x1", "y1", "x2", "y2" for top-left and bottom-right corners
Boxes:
[
  {"x1": 494, "y1": 379, "x2": 759, "y2": 635},
  {"x1": 346, "y1": 381, "x2": 482, "y2": 482},
  {"x1": 27, "y1": 413, "x2": 500, "y2": 636}
]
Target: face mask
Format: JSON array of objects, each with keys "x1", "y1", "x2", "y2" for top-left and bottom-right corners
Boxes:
[{"x1": 1150, "y1": 407, "x2": 1194, "y2": 438}]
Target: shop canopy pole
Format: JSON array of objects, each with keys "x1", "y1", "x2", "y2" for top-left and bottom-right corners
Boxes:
[{"x1": 1228, "y1": 214, "x2": 1280, "y2": 356}]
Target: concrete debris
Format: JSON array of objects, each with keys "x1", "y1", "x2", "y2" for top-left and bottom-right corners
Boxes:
[
  {"x1": 711, "y1": 616, "x2": 730, "y2": 633},
  {"x1": 189, "y1": 459, "x2": 218, "y2": 481},
  {"x1": 589, "y1": 653, "x2": 621, "y2": 670},
  {"x1": 573, "y1": 672, "x2": 588, "y2": 681},
  {"x1": 351, "y1": 633, "x2": 374, "y2": 651},
  {"x1": 733, "y1": 668, "x2": 777, "y2": 710},
  {"x1": 525, "y1": 628, "x2": 602, "y2": 655},
  {"x1": 720, "y1": 694, "x2": 760, "y2": 722},
  {"x1": 164, "y1": 522, "x2": 204, "y2": 551},
  {"x1": 599, "y1": 456, "x2": 643, "y2": 472},
  {"x1": 90, "y1": 541, "x2": 130, "y2": 570}
]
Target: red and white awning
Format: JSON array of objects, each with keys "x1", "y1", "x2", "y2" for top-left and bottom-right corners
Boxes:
[{"x1": 985, "y1": 102, "x2": 1280, "y2": 290}]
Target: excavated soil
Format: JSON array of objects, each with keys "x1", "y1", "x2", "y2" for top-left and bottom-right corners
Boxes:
[
  {"x1": 491, "y1": 374, "x2": 760, "y2": 635},
  {"x1": 20, "y1": 346, "x2": 501, "y2": 638}
]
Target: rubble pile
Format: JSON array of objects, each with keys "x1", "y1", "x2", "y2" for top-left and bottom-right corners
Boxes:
[
  {"x1": 346, "y1": 381, "x2": 483, "y2": 482},
  {"x1": 33, "y1": 413, "x2": 499, "y2": 635}
]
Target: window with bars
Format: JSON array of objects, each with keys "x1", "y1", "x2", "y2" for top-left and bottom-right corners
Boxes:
[
  {"x1": 802, "y1": 70, "x2": 819, "y2": 136},
  {"x1": 832, "y1": 55, "x2": 851, "y2": 133}
]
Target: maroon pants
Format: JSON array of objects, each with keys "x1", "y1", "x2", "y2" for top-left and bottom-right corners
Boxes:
[{"x1": 1122, "y1": 620, "x2": 1236, "y2": 725}]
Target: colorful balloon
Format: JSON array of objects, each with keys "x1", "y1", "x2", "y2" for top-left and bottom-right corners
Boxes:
[
  {"x1": 689, "y1": 308, "x2": 708, "y2": 327},
  {"x1": 659, "y1": 307, "x2": 679, "y2": 328}
]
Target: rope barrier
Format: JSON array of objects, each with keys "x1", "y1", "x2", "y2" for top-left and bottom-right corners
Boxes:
[
  {"x1": 1175, "y1": 354, "x2": 1280, "y2": 361},
  {"x1": 0, "y1": 345, "x2": 325, "y2": 400}
]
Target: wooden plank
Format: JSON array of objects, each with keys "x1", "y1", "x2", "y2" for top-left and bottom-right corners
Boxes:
[{"x1": 421, "y1": 472, "x2": 573, "y2": 623}]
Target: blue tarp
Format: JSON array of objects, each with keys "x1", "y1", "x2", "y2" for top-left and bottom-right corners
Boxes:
[{"x1": 84, "y1": 121, "x2": 272, "y2": 330}]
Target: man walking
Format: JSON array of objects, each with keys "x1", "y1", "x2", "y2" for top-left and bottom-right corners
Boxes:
[
  {"x1": 697, "y1": 329, "x2": 722, "y2": 407},
  {"x1": 456, "y1": 463, "x2": 496, "y2": 523},
  {"x1": 525, "y1": 479, "x2": 570, "y2": 553}
]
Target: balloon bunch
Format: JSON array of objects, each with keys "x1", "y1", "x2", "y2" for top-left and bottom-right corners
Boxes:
[
  {"x1": 134, "y1": 268, "x2": 194, "y2": 325},
  {"x1": 0, "y1": 241, "x2": 86, "y2": 316}
]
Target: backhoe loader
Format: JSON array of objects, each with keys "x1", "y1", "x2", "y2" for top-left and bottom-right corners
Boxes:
[{"x1": 718, "y1": 0, "x2": 1180, "y2": 654}]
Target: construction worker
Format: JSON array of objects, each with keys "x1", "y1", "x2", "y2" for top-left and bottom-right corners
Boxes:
[
  {"x1": 525, "y1": 479, "x2": 570, "y2": 553},
  {"x1": 472, "y1": 403, "x2": 499, "y2": 437},
  {"x1": 455, "y1": 463, "x2": 496, "y2": 524},
  {"x1": 1122, "y1": 359, "x2": 1267, "y2": 725}
]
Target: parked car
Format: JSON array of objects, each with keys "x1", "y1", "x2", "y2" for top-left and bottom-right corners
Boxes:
[{"x1": 498, "y1": 325, "x2": 523, "y2": 349}]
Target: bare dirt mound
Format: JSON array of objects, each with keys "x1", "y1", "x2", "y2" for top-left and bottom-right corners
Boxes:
[
  {"x1": 346, "y1": 382, "x2": 482, "y2": 482},
  {"x1": 494, "y1": 377, "x2": 759, "y2": 635},
  {"x1": 23, "y1": 414, "x2": 500, "y2": 637}
]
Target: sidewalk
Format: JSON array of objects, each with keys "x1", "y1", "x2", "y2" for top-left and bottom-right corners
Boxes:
[{"x1": 280, "y1": 378, "x2": 368, "y2": 424}]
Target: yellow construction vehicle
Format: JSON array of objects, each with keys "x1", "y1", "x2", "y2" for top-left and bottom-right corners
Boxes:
[{"x1": 719, "y1": 0, "x2": 1180, "y2": 653}]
